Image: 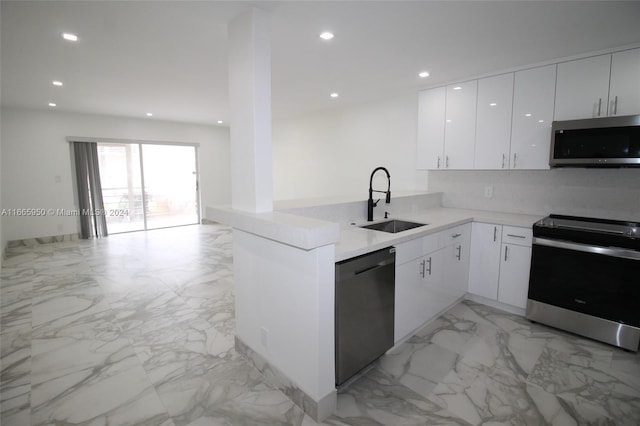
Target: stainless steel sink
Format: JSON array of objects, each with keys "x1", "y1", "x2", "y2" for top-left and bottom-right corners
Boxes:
[{"x1": 359, "y1": 219, "x2": 427, "y2": 233}]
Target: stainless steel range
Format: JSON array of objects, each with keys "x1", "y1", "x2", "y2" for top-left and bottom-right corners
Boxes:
[{"x1": 527, "y1": 214, "x2": 640, "y2": 351}]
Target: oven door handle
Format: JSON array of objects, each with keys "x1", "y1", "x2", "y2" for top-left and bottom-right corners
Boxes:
[{"x1": 533, "y1": 237, "x2": 640, "y2": 260}]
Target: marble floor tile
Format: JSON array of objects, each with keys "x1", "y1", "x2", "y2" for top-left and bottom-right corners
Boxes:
[
  {"x1": 327, "y1": 368, "x2": 468, "y2": 426},
  {"x1": 30, "y1": 314, "x2": 172, "y2": 426},
  {"x1": 426, "y1": 358, "x2": 550, "y2": 426},
  {"x1": 162, "y1": 358, "x2": 306, "y2": 426},
  {"x1": 610, "y1": 349, "x2": 640, "y2": 377},
  {"x1": 107, "y1": 288, "x2": 201, "y2": 338},
  {"x1": 0, "y1": 326, "x2": 32, "y2": 426},
  {"x1": 525, "y1": 383, "x2": 616, "y2": 425},
  {"x1": 378, "y1": 339, "x2": 460, "y2": 398}
]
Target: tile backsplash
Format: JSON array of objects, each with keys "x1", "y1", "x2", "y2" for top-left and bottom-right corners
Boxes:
[{"x1": 428, "y1": 168, "x2": 640, "y2": 221}]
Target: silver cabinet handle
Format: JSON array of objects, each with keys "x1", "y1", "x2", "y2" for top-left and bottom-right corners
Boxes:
[
  {"x1": 597, "y1": 98, "x2": 602, "y2": 116},
  {"x1": 437, "y1": 156, "x2": 441, "y2": 169},
  {"x1": 506, "y1": 234, "x2": 526, "y2": 239},
  {"x1": 445, "y1": 156, "x2": 450, "y2": 168},
  {"x1": 513, "y1": 153, "x2": 517, "y2": 168},
  {"x1": 614, "y1": 95, "x2": 618, "y2": 115},
  {"x1": 501, "y1": 154, "x2": 506, "y2": 169},
  {"x1": 426, "y1": 257, "x2": 432, "y2": 275},
  {"x1": 504, "y1": 245, "x2": 509, "y2": 261},
  {"x1": 451, "y1": 233, "x2": 462, "y2": 238},
  {"x1": 420, "y1": 259, "x2": 425, "y2": 278},
  {"x1": 493, "y1": 226, "x2": 497, "y2": 242},
  {"x1": 456, "y1": 245, "x2": 461, "y2": 260}
]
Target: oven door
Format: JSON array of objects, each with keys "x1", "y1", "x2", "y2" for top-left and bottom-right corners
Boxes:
[{"x1": 528, "y1": 238, "x2": 640, "y2": 329}]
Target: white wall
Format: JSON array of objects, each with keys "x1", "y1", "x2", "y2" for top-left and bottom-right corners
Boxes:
[
  {"x1": 428, "y1": 169, "x2": 640, "y2": 221},
  {"x1": 0, "y1": 104, "x2": 3, "y2": 264},
  {"x1": 0, "y1": 107, "x2": 230, "y2": 242},
  {"x1": 272, "y1": 93, "x2": 419, "y2": 201}
]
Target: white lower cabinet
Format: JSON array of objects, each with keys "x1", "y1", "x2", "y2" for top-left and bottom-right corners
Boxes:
[
  {"x1": 468, "y1": 223, "x2": 532, "y2": 310},
  {"x1": 497, "y1": 243, "x2": 532, "y2": 309},
  {"x1": 468, "y1": 223, "x2": 502, "y2": 299},
  {"x1": 395, "y1": 238, "x2": 441, "y2": 341},
  {"x1": 442, "y1": 224, "x2": 471, "y2": 302},
  {"x1": 394, "y1": 224, "x2": 470, "y2": 343}
]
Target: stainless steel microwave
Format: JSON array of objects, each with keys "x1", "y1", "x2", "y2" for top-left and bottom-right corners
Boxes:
[{"x1": 550, "y1": 114, "x2": 640, "y2": 167}]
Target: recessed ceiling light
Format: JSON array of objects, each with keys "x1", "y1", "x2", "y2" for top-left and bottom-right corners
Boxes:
[
  {"x1": 418, "y1": 71, "x2": 430, "y2": 78},
  {"x1": 146, "y1": 112, "x2": 153, "y2": 117},
  {"x1": 489, "y1": 103, "x2": 497, "y2": 107},
  {"x1": 453, "y1": 86, "x2": 462, "y2": 91},
  {"x1": 538, "y1": 119, "x2": 544, "y2": 123},
  {"x1": 52, "y1": 80, "x2": 63, "y2": 86},
  {"x1": 330, "y1": 92, "x2": 339, "y2": 98},
  {"x1": 62, "y1": 33, "x2": 78, "y2": 42},
  {"x1": 217, "y1": 120, "x2": 224, "y2": 124},
  {"x1": 48, "y1": 102, "x2": 57, "y2": 107},
  {"x1": 525, "y1": 113, "x2": 532, "y2": 117},
  {"x1": 320, "y1": 32, "x2": 334, "y2": 41}
]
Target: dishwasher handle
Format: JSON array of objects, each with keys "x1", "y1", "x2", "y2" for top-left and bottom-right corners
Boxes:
[
  {"x1": 336, "y1": 247, "x2": 396, "y2": 280},
  {"x1": 355, "y1": 258, "x2": 396, "y2": 275}
]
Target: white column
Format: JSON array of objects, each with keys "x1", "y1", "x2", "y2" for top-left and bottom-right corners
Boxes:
[{"x1": 227, "y1": 8, "x2": 273, "y2": 213}]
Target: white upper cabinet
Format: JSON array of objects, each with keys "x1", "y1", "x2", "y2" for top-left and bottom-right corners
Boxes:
[
  {"x1": 609, "y1": 48, "x2": 640, "y2": 116},
  {"x1": 417, "y1": 87, "x2": 446, "y2": 170},
  {"x1": 444, "y1": 80, "x2": 477, "y2": 169},
  {"x1": 554, "y1": 54, "x2": 612, "y2": 121},
  {"x1": 475, "y1": 73, "x2": 514, "y2": 170},
  {"x1": 416, "y1": 46, "x2": 640, "y2": 171},
  {"x1": 510, "y1": 64, "x2": 556, "y2": 170}
]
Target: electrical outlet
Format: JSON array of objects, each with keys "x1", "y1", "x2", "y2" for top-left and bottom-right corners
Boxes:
[
  {"x1": 484, "y1": 186, "x2": 494, "y2": 198},
  {"x1": 260, "y1": 327, "x2": 268, "y2": 348}
]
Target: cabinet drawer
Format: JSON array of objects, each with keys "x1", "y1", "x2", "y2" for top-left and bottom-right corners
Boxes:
[
  {"x1": 394, "y1": 238, "x2": 424, "y2": 265},
  {"x1": 422, "y1": 232, "x2": 441, "y2": 254},
  {"x1": 501, "y1": 226, "x2": 532, "y2": 246},
  {"x1": 441, "y1": 223, "x2": 471, "y2": 246}
]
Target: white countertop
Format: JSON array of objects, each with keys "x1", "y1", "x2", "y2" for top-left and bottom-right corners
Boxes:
[
  {"x1": 207, "y1": 205, "x2": 341, "y2": 250},
  {"x1": 208, "y1": 203, "x2": 542, "y2": 260},
  {"x1": 335, "y1": 208, "x2": 543, "y2": 261}
]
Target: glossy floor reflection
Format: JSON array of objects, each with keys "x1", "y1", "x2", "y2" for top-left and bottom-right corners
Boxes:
[{"x1": 1, "y1": 224, "x2": 639, "y2": 425}]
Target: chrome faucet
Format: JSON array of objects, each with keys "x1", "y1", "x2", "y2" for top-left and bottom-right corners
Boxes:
[{"x1": 368, "y1": 167, "x2": 391, "y2": 221}]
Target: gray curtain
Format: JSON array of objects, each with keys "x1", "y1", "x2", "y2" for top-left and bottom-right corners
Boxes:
[{"x1": 73, "y1": 142, "x2": 108, "y2": 239}]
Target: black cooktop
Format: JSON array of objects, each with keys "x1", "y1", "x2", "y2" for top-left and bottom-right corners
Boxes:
[{"x1": 534, "y1": 214, "x2": 640, "y2": 251}]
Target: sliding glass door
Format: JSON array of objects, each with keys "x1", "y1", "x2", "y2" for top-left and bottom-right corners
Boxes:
[
  {"x1": 141, "y1": 144, "x2": 199, "y2": 229},
  {"x1": 97, "y1": 142, "x2": 199, "y2": 234}
]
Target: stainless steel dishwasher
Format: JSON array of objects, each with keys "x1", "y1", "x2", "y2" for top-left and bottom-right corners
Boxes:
[{"x1": 335, "y1": 247, "x2": 395, "y2": 387}]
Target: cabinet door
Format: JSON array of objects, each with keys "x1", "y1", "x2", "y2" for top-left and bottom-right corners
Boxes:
[
  {"x1": 475, "y1": 73, "x2": 514, "y2": 170},
  {"x1": 421, "y1": 248, "x2": 449, "y2": 322},
  {"x1": 395, "y1": 257, "x2": 425, "y2": 342},
  {"x1": 555, "y1": 54, "x2": 612, "y2": 121},
  {"x1": 609, "y1": 48, "x2": 640, "y2": 116},
  {"x1": 497, "y1": 244, "x2": 532, "y2": 309},
  {"x1": 444, "y1": 80, "x2": 477, "y2": 169},
  {"x1": 417, "y1": 87, "x2": 446, "y2": 170},
  {"x1": 510, "y1": 64, "x2": 556, "y2": 170},
  {"x1": 444, "y1": 224, "x2": 471, "y2": 303},
  {"x1": 468, "y1": 223, "x2": 502, "y2": 300}
]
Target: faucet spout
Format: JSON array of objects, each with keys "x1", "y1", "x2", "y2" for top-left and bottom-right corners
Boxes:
[{"x1": 367, "y1": 167, "x2": 391, "y2": 221}]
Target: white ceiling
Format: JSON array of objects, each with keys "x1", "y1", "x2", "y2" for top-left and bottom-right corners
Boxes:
[{"x1": 2, "y1": 1, "x2": 640, "y2": 126}]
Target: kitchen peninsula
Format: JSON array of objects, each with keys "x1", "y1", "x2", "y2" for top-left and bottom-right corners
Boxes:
[{"x1": 207, "y1": 191, "x2": 542, "y2": 421}]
